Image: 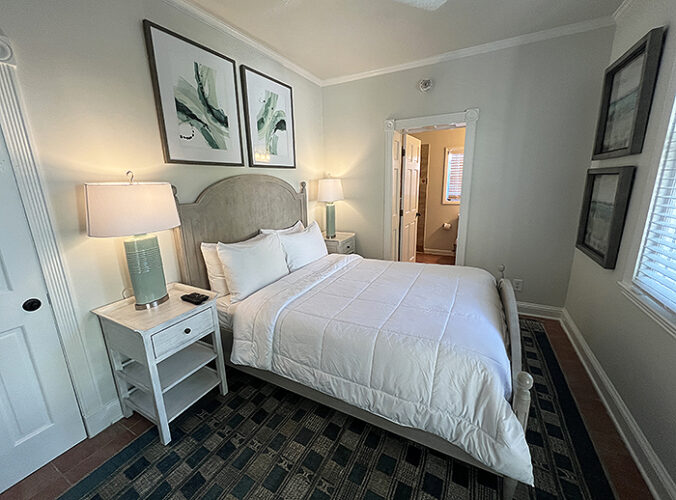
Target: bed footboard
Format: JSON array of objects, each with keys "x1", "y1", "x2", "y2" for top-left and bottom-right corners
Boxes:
[
  {"x1": 503, "y1": 371, "x2": 534, "y2": 499},
  {"x1": 498, "y1": 279, "x2": 534, "y2": 499}
]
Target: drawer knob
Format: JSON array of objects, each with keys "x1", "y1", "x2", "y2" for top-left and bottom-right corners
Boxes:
[{"x1": 184, "y1": 328, "x2": 191, "y2": 334}]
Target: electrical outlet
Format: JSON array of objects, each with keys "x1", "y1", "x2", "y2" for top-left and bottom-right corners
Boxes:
[{"x1": 513, "y1": 279, "x2": 524, "y2": 292}]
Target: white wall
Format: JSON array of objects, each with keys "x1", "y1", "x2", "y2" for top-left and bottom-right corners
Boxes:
[
  {"x1": 323, "y1": 28, "x2": 615, "y2": 306},
  {"x1": 1, "y1": 0, "x2": 324, "y2": 429},
  {"x1": 411, "y1": 129, "x2": 465, "y2": 252},
  {"x1": 564, "y1": 0, "x2": 676, "y2": 490}
]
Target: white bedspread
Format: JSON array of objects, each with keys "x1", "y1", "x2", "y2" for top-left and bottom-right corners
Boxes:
[{"x1": 230, "y1": 254, "x2": 533, "y2": 484}]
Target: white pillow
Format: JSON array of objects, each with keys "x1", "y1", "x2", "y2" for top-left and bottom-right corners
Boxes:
[
  {"x1": 201, "y1": 243, "x2": 228, "y2": 295},
  {"x1": 260, "y1": 220, "x2": 304, "y2": 235},
  {"x1": 278, "y1": 221, "x2": 328, "y2": 272},
  {"x1": 201, "y1": 234, "x2": 264, "y2": 294},
  {"x1": 217, "y1": 233, "x2": 289, "y2": 302}
]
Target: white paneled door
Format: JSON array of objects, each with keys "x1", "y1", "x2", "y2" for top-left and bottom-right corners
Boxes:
[
  {"x1": 0, "y1": 132, "x2": 85, "y2": 493},
  {"x1": 389, "y1": 131, "x2": 403, "y2": 261},
  {"x1": 399, "y1": 134, "x2": 421, "y2": 262}
]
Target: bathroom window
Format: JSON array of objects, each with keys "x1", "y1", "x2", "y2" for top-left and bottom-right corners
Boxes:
[
  {"x1": 443, "y1": 148, "x2": 463, "y2": 205},
  {"x1": 634, "y1": 94, "x2": 676, "y2": 314}
]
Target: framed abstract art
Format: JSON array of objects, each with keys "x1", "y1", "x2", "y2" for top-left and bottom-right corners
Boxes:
[
  {"x1": 143, "y1": 20, "x2": 244, "y2": 166},
  {"x1": 591, "y1": 27, "x2": 665, "y2": 160},
  {"x1": 240, "y1": 66, "x2": 296, "y2": 168},
  {"x1": 576, "y1": 166, "x2": 635, "y2": 269}
]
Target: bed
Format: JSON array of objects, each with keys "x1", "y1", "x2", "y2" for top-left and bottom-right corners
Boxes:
[{"x1": 173, "y1": 174, "x2": 534, "y2": 498}]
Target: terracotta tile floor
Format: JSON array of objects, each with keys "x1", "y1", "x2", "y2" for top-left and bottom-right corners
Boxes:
[
  {"x1": 416, "y1": 252, "x2": 456, "y2": 265},
  {"x1": 0, "y1": 317, "x2": 653, "y2": 499},
  {"x1": 0, "y1": 414, "x2": 152, "y2": 500}
]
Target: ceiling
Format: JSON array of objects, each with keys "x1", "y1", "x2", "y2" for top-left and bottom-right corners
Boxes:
[{"x1": 190, "y1": 0, "x2": 621, "y2": 82}]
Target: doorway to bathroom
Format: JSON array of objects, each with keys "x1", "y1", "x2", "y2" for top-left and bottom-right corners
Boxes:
[
  {"x1": 384, "y1": 109, "x2": 477, "y2": 266},
  {"x1": 410, "y1": 127, "x2": 465, "y2": 265}
]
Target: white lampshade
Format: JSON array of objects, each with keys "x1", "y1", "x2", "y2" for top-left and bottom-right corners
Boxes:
[
  {"x1": 317, "y1": 178, "x2": 344, "y2": 203},
  {"x1": 84, "y1": 182, "x2": 180, "y2": 237}
]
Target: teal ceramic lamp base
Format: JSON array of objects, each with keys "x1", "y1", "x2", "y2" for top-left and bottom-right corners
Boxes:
[
  {"x1": 124, "y1": 234, "x2": 168, "y2": 310},
  {"x1": 325, "y1": 202, "x2": 336, "y2": 239}
]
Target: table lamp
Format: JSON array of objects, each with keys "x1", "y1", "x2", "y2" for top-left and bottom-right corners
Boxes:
[
  {"x1": 317, "y1": 178, "x2": 344, "y2": 239},
  {"x1": 84, "y1": 173, "x2": 180, "y2": 309}
]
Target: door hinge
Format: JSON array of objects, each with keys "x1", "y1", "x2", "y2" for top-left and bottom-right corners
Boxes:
[
  {"x1": 399, "y1": 209, "x2": 403, "y2": 216},
  {"x1": 401, "y1": 147, "x2": 405, "y2": 157}
]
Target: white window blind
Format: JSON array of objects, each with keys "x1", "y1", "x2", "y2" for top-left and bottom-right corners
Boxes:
[
  {"x1": 634, "y1": 99, "x2": 676, "y2": 313},
  {"x1": 445, "y1": 151, "x2": 463, "y2": 203}
]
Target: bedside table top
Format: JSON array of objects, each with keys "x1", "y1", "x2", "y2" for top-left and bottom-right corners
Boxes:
[
  {"x1": 322, "y1": 231, "x2": 355, "y2": 242},
  {"x1": 92, "y1": 283, "x2": 218, "y2": 333}
]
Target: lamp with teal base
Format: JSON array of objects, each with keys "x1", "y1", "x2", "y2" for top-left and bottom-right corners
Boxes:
[
  {"x1": 124, "y1": 234, "x2": 169, "y2": 309},
  {"x1": 318, "y1": 177, "x2": 344, "y2": 239},
  {"x1": 85, "y1": 172, "x2": 180, "y2": 310}
]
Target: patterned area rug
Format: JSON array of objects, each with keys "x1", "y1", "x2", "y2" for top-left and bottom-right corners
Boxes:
[{"x1": 59, "y1": 319, "x2": 614, "y2": 499}]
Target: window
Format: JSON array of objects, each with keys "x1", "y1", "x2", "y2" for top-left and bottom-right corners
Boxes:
[
  {"x1": 634, "y1": 98, "x2": 676, "y2": 313},
  {"x1": 443, "y1": 148, "x2": 463, "y2": 204}
]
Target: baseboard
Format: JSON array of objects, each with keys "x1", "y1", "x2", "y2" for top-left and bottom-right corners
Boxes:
[
  {"x1": 560, "y1": 309, "x2": 676, "y2": 500},
  {"x1": 422, "y1": 247, "x2": 455, "y2": 256},
  {"x1": 517, "y1": 301, "x2": 562, "y2": 319},
  {"x1": 82, "y1": 398, "x2": 124, "y2": 437}
]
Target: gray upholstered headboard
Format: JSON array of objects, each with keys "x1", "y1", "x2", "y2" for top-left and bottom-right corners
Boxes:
[{"x1": 173, "y1": 174, "x2": 307, "y2": 290}]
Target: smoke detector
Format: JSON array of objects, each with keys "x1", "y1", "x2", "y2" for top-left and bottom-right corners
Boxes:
[{"x1": 418, "y1": 79, "x2": 433, "y2": 93}]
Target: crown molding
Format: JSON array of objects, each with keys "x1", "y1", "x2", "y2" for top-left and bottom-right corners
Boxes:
[
  {"x1": 164, "y1": 2, "x2": 614, "y2": 88},
  {"x1": 321, "y1": 16, "x2": 615, "y2": 86},
  {"x1": 613, "y1": 0, "x2": 636, "y2": 21},
  {"x1": 161, "y1": 0, "x2": 324, "y2": 86}
]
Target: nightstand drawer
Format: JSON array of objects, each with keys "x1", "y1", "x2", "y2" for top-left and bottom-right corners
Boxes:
[
  {"x1": 326, "y1": 237, "x2": 355, "y2": 254},
  {"x1": 151, "y1": 308, "x2": 214, "y2": 359},
  {"x1": 338, "y1": 239, "x2": 355, "y2": 254}
]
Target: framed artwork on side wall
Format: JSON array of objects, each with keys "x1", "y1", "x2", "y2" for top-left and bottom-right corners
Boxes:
[
  {"x1": 592, "y1": 27, "x2": 665, "y2": 160},
  {"x1": 240, "y1": 66, "x2": 296, "y2": 168},
  {"x1": 576, "y1": 166, "x2": 636, "y2": 269},
  {"x1": 143, "y1": 20, "x2": 244, "y2": 166}
]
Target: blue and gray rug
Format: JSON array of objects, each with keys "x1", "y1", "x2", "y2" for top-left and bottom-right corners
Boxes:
[{"x1": 59, "y1": 319, "x2": 615, "y2": 499}]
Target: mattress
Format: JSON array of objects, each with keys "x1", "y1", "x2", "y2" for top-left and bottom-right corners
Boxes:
[
  {"x1": 228, "y1": 254, "x2": 533, "y2": 484},
  {"x1": 216, "y1": 294, "x2": 237, "y2": 333}
]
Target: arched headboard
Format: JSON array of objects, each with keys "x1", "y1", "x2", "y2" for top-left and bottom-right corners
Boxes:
[{"x1": 173, "y1": 174, "x2": 307, "y2": 290}]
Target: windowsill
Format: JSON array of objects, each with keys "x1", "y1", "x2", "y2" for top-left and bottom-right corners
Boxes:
[{"x1": 617, "y1": 280, "x2": 676, "y2": 341}]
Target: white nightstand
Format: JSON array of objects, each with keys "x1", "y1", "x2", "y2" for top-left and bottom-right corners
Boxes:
[
  {"x1": 323, "y1": 231, "x2": 356, "y2": 254},
  {"x1": 93, "y1": 283, "x2": 227, "y2": 444}
]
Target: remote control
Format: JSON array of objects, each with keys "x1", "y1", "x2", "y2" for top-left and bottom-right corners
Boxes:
[{"x1": 181, "y1": 292, "x2": 209, "y2": 305}]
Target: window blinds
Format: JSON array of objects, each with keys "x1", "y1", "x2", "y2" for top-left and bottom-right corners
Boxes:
[
  {"x1": 635, "y1": 101, "x2": 676, "y2": 312},
  {"x1": 446, "y1": 152, "x2": 464, "y2": 202}
]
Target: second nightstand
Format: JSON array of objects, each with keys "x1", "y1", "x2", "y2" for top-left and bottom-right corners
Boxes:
[
  {"x1": 93, "y1": 283, "x2": 226, "y2": 444},
  {"x1": 323, "y1": 231, "x2": 356, "y2": 254}
]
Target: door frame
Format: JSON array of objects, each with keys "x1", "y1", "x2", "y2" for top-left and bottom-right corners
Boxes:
[
  {"x1": 383, "y1": 109, "x2": 479, "y2": 265},
  {"x1": 0, "y1": 34, "x2": 111, "y2": 436}
]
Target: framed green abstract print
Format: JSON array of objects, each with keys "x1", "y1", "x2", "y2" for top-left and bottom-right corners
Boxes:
[
  {"x1": 240, "y1": 66, "x2": 296, "y2": 168},
  {"x1": 143, "y1": 20, "x2": 244, "y2": 166}
]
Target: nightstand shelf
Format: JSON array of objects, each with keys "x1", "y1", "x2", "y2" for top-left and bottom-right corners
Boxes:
[
  {"x1": 120, "y1": 341, "x2": 217, "y2": 393},
  {"x1": 93, "y1": 283, "x2": 226, "y2": 444},
  {"x1": 126, "y1": 367, "x2": 220, "y2": 423}
]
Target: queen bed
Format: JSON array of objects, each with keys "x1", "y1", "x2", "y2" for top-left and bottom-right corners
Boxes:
[{"x1": 173, "y1": 174, "x2": 534, "y2": 498}]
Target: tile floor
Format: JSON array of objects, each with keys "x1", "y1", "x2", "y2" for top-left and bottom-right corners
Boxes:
[
  {"x1": 0, "y1": 317, "x2": 653, "y2": 500},
  {"x1": 415, "y1": 252, "x2": 456, "y2": 265}
]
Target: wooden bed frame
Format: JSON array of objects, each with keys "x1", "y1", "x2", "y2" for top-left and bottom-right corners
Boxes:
[{"x1": 173, "y1": 174, "x2": 533, "y2": 499}]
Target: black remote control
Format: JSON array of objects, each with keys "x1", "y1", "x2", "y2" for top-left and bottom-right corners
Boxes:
[{"x1": 181, "y1": 292, "x2": 209, "y2": 305}]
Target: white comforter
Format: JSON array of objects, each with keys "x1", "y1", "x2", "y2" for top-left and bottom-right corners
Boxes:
[{"x1": 230, "y1": 254, "x2": 533, "y2": 484}]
